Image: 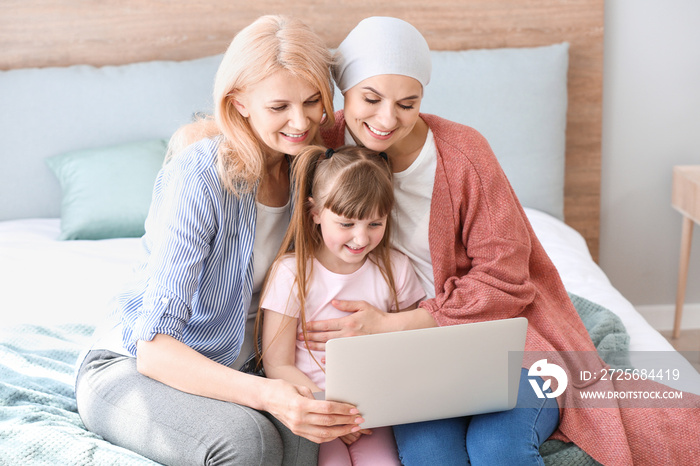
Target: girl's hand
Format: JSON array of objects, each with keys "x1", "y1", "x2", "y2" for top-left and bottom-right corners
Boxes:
[
  {"x1": 340, "y1": 428, "x2": 373, "y2": 445},
  {"x1": 263, "y1": 378, "x2": 364, "y2": 444},
  {"x1": 300, "y1": 300, "x2": 388, "y2": 351}
]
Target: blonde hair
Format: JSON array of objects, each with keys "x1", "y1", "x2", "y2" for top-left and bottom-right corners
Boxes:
[
  {"x1": 255, "y1": 145, "x2": 399, "y2": 369},
  {"x1": 166, "y1": 15, "x2": 335, "y2": 195}
]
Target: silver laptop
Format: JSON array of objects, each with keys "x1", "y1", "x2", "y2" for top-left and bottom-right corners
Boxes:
[{"x1": 316, "y1": 317, "x2": 528, "y2": 429}]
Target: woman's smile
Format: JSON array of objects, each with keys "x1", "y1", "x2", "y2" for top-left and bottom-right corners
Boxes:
[
  {"x1": 343, "y1": 75, "x2": 423, "y2": 153},
  {"x1": 280, "y1": 130, "x2": 310, "y2": 142},
  {"x1": 365, "y1": 122, "x2": 394, "y2": 138}
]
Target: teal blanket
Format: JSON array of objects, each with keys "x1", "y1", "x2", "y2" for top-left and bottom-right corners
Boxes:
[
  {"x1": 0, "y1": 294, "x2": 626, "y2": 465},
  {"x1": 0, "y1": 324, "x2": 157, "y2": 465},
  {"x1": 538, "y1": 293, "x2": 631, "y2": 466}
]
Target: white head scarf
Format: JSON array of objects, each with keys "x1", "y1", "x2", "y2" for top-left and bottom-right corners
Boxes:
[{"x1": 332, "y1": 16, "x2": 432, "y2": 93}]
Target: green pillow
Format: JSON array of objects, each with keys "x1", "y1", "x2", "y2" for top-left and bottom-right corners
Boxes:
[{"x1": 46, "y1": 139, "x2": 168, "y2": 240}]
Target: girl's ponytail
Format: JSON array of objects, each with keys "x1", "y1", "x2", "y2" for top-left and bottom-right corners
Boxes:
[{"x1": 254, "y1": 145, "x2": 326, "y2": 368}]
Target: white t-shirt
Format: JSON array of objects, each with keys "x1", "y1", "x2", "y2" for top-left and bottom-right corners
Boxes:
[
  {"x1": 344, "y1": 128, "x2": 438, "y2": 298},
  {"x1": 230, "y1": 200, "x2": 290, "y2": 369},
  {"x1": 261, "y1": 251, "x2": 425, "y2": 390}
]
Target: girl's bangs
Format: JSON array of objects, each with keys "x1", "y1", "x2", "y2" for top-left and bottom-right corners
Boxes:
[{"x1": 324, "y1": 167, "x2": 393, "y2": 220}]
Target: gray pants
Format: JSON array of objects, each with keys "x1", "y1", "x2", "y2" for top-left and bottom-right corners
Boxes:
[{"x1": 76, "y1": 350, "x2": 319, "y2": 466}]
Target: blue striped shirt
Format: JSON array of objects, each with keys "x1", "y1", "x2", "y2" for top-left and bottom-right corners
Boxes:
[{"x1": 117, "y1": 138, "x2": 257, "y2": 366}]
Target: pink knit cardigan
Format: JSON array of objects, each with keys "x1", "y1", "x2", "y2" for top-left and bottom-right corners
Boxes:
[{"x1": 322, "y1": 111, "x2": 700, "y2": 466}]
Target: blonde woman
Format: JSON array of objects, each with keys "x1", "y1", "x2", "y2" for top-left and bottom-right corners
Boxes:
[{"x1": 75, "y1": 16, "x2": 362, "y2": 466}]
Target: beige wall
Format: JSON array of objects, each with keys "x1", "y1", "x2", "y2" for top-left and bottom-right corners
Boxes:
[{"x1": 601, "y1": 0, "x2": 700, "y2": 315}]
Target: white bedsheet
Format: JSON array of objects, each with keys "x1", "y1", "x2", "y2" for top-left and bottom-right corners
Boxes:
[
  {"x1": 2, "y1": 212, "x2": 698, "y2": 392},
  {"x1": 0, "y1": 218, "x2": 142, "y2": 328},
  {"x1": 523, "y1": 208, "x2": 674, "y2": 353}
]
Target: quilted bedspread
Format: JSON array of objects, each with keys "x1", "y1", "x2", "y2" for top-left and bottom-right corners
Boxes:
[{"x1": 0, "y1": 324, "x2": 157, "y2": 465}]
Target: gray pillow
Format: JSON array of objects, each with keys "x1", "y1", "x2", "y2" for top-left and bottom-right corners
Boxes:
[{"x1": 424, "y1": 44, "x2": 569, "y2": 220}]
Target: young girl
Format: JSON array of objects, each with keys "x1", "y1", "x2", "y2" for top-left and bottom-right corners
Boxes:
[{"x1": 258, "y1": 145, "x2": 425, "y2": 465}]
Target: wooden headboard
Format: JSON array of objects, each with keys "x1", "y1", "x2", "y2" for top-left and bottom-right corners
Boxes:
[{"x1": 0, "y1": 0, "x2": 604, "y2": 260}]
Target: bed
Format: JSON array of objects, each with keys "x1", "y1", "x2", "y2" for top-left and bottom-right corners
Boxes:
[{"x1": 1, "y1": 1, "x2": 699, "y2": 465}]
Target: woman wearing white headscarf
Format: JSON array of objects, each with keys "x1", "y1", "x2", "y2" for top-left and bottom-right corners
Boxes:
[
  {"x1": 308, "y1": 16, "x2": 700, "y2": 466},
  {"x1": 317, "y1": 16, "x2": 563, "y2": 465}
]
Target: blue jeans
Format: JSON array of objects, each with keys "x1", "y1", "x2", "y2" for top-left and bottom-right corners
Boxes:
[{"x1": 393, "y1": 368, "x2": 559, "y2": 465}]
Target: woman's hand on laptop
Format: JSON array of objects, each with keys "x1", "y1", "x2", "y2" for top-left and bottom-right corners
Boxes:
[
  {"x1": 300, "y1": 300, "x2": 437, "y2": 350},
  {"x1": 263, "y1": 378, "x2": 365, "y2": 443}
]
